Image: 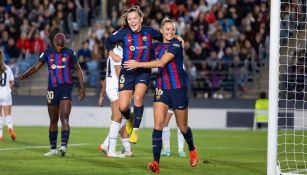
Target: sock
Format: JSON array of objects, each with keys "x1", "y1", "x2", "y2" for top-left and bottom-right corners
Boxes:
[
  {"x1": 133, "y1": 105, "x2": 144, "y2": 128},
  {"x1": 152, "y1": 129, "x2": 163, "y2": 163},
  {"x1": 181, "y1": 127, "x2": 195, "y2": 151},
  {"x1": 61, "y1": 130, "x2": 70, "y2": 148},
  {"x1": 49, "y1": 130, "x2": 58, "y2": 149},
  {"x1": 108, "y1": 121, "x2": 120, "y2": 153},
  {"x1": 121, "y1": 109, "x2": 132, "y2": 120},
  {"x1": 162, "y1": 126, "x2": 170, "y2": 152},
  {"x1": 102, "y1": 134, "x2": 109, "y2": 149},
  {"x1": 5, "y1": 115, "x2": 13, "y2": 129},
  {"x1": 177, "y1": 128, "x2": 185, "y2": 152},
  {"x1": 120, "y1": 119, "x2": 127, "y2": 129},
  {"x1": 0, "y1": 117, "x2": 3, "y2": 136},
  {"x1": 121, "y1": 138, "x2": 131, "y2": 152}
]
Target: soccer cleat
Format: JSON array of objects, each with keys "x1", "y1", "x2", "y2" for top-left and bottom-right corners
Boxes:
[
  {"x1": 107, "y1": 151, "x2": 125, "y2": 158},
  {"x1": 161, "y1": 150, "x2": 171, "y2": 157},
  {"x1": 189, "y1": 147, "x2": 198, "y2": 167},
  {"x1": 7, "y1": 128, "x2": 16, "y2": 141},
  {"x1": 0, "y1": 136, "x2": 3, "y2": 141},
  {"x1": 59, "y1": 146, "x2": 67, "y2": 157},
  {"x1": 148, "y1": 161, "x2": 160, "y2": 174},
  {"x1": 98, "y1": 144, "x2": 108, "y2": 155},
  {"x1": 44, "y1": 149, "x2": 58, "y2": 157},
  {"x1": 129, "y1": 129, "x2": 139, "y2": 144},
  {"x1": 179, "y1": 151, "x2": 186, "y2": 158},
  {"x1": 126, "y1": 113, "x2": 134, "y2": 135}
]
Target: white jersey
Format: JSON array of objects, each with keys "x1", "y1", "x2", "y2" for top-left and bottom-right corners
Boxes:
[
  {"x1": 0, "y1": 65, "x2": 14, "y2": 105},
  {"x1": 106, "y1": 46, "x2": 122, "y2": 101}
]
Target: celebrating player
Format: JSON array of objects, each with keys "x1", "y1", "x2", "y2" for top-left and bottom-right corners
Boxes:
[
  {"x1": 0, "y1": 48, "x2": 16, "y2": 141},
  {"x1": 104, "y1": 6, "x2": 164, "y2": 144},
  {"x1": 19, "y1": 33, "x2": 85, "y2": 157},
  {"x1": 124, "y1": 18, "x2": 198, "y2": 173},
  {"x1": 98, "y1": 45, "x2": 132, "y2": 158}
]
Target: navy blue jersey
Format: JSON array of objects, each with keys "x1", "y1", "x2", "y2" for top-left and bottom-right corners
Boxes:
[
  {"x1": 105, "y1": 26, "x2": 162, "y2": 64},
  {"x1": 152, "y1": 39, "x2": 188, "y2": 89},
  {"x1": 39, "y1": 47, "x2": 78, "y2": 88}
]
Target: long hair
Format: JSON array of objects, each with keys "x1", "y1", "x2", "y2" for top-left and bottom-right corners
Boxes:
[
  {"x1": 118, "y1": 6, "x2": 143, "y2": 28},
  {"x1": 0, "y1": 49, "x2": 6, "y2": 74}
]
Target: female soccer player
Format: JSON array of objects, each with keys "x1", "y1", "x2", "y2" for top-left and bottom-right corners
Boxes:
[
  {"x1": 0, "y1": 49, "x2": 16, "y2": 141},
  {"x1": 124, "y1": 18, "x2": 198, "y2": 173},
  {"x1": 104, "y1": 6, "x2": 163, "y2": 144},
  {"x1": 19, "y1": 33, "x2": 85, "y2": 157},
  {"x1": 98, "y1": 45, "x2": 132, "y2": 158}
]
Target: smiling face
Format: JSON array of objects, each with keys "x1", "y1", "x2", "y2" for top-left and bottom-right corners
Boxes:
[
  {"x1": 160, "y1": 21, "x2": 176, "y2": 42},
  {"x1": 127, "y1": 11, "x2": 143, "y2": 32}
]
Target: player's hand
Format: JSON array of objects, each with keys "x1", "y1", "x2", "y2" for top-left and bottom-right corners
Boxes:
[
  {"x1": 123, "y1": 60, "x2": 138, "y2": 69},
  {"x1": 98, "y1": 95, "x2": 105, "y2": 106},
  {"x1": 78, "y1": 88, "x2": 85, "y2": 100},
  {"x1": 18, "y1": 75, "x2": 24, "y2": 81},
  {"x1": 111, "y1": 53, "x2": 122, "y2": 63}
]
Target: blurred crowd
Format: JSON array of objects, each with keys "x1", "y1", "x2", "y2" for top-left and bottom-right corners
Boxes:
[{"x1": 1, "y1": 0, "x2": 270, "y2": 98}]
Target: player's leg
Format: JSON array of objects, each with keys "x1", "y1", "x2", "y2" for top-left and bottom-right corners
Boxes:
[
  {"x1": 177, "y1": 127, "x2": 186, "y2": 157},
  {"x1": 174, "y1": 108, "x2": 198, "y2": 167},
  {"x1": 0, "y1": 106, "x2": 3, "y2": 140},
  {"x1": 161, "y1": 111, "x2": 173, "y2": 156},
  {"x1": 59, "y1": 99, "x2": 72, "y2": 157},
  {"x1": 3, "y1": 105, "x2": 15, "y2": 141},
  {"x1": 148, "y1": 102, "x2": 168, "y2": 173},
  {"x1": 129, "y1": 83, "x2": 147, "y2": 144},
  {"x1": 45, "y1": 105, "x2": 60, "y2": 156},
  {"x1": 119, "y1": 123, "x2": 133, "y2": 157}
]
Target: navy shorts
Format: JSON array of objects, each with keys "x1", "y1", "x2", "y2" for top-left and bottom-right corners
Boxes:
[
  {"x1": 47, "y1": 83, "x2": 73, "y2": 106},
  {"x1": 153, "y1": 87, "x2": 189, "y2": 110},
  {"x1": 118, "y1": 68, "x2": 151, "y2": 91}
]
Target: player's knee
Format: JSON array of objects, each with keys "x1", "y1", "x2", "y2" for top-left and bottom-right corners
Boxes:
[
  {"x1": 133, "y1": 94, "x2": 143, "y2": 106},
  {"x1": 154, "y1": 122, "x2": 164, "y2": 130},
  {"x1": 178, "y1": 125, "x2": 188, "y2": 134}
]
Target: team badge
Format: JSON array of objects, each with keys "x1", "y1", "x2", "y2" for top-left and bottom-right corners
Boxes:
[
  {"x1": 155, "y1": 88, "x2": 163, "y2": 100},
  {"x1": 120, "y1": 84, "x2": 124, "y2": 89},
  {"x1": 62, "y1": 57, "x2": 66, "y2": 62},
  {"x1": 130, "y1": 46, "x2": 135, "y2": 51},
  {"x1": 142, "y1": 36, "x2": 147, "y2": 41},
  {"x1": 51, "y1": 64, "x2": 57, "y2": 69}
]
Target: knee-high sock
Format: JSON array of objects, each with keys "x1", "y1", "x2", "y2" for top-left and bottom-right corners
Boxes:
[
  {"x1": 121, "y1": 138, "x2": 131, "y2": 152},
  {"x1": 0, "y1": 117, "x2": 3, "y2": 136},
  {"x1": 61, "y1": 130, "x2": 70, "y2": 148},
  {"x1": 181, "y1": 127, "x2": 195, "y2": 151},
  {"x1": 152, "y1": 129, "x2": 163, "y2": 163},
  {"x1": 5, "y1": 115, "x2": 13, "y2": 129},
  {"x1": 120, "y1": 119, "x2": 127, "y2": 129},
  {"x1": 121, "y1": 109, "x2": 132, "y2": 120},
  {"x1": 108, "y1": 121, "x2": 120, "y2": 153},
  {"x1": 177, "y1": 128, "x2": 185, "y2": 152},
  {"x1": 102, "y1": 134, "x2": 110, "y2": 149},
  {"x1": 162, "y1": 126, "x2": 170, "y2": 152},
  {"x1": 133, "y1": 105, "x2": 144, "y2": 129},
  {"x1": 49, "y1": 130, "x2": 58, "y2": 149}
]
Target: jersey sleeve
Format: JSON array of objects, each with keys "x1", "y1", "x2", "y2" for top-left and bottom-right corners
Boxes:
[
  {"x1": 38, "y1": 49, "x2": 49, "y2": 63},
  {"x1": 167, "y1": 39, "x2": 182, "y2": 56},
  {"x1": 7, "y1": 66, "x2": 14, "y2": 81},
  {"x1": 70, "y1": 50, "x2": 78, "y2": 64},
  {"x1": 148, "y1": 27, "x2": 163, "y2": 41},
  {"x1": 104, "y1": 29, "x2": 125, "y2": 52}
]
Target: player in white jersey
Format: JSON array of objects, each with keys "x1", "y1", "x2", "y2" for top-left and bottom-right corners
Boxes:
[
  {"x1": 0, "y1": 49, "x2": 16, "y2": 141},
  {"x1": 98, "y1": 45, "x2": 132, "y2": 157}
]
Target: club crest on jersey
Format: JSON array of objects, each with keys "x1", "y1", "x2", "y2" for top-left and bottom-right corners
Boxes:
[
  {"x1": 51, "y1": 64, "x2": 57, "y2": 69},
  {"x1": 130, "y1": 46, "x2": 135, "y2": 51},
  {"x1": 142, "y1": 36, "x2": 147, "y2": 41},
  {"x1": 62, "y1": 57, "x2": 66, "y2": 62},
  {"x1": 120, "y1": 84, "x2": 124, "y2": 89},
  {"x1": 155, "y1": 88, "x2": 163, "y2": 100}
]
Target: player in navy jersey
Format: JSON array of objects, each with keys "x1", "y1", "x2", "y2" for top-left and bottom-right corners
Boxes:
[
  {"x1": 19, "y1": 33, "x2": 85, "y2": 157},
  {"x1": 104, "y1": 6, "x2": 164, "y2": 144},
  {"x1": 124, "y1": 18, "x2": 198, "y2": 173}
]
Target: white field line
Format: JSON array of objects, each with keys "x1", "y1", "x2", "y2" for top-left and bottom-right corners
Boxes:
[{"x1": 0, "y1": 143, "x2": 88, "y2": 151}]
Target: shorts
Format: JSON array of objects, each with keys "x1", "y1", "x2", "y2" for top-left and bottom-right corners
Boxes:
[
  {"x1": 118, "y1": 69, "x2": 151, "y2": 92},
  {"x1": 0, "y1": 92, "x2": 12, "y2": 106},
  {"x1": 107, "y1": 88, "x2": 119, "y2": 102},
  {"x1": 153, "y1": 87, "x2": 189, "y2": 110},
  {"x1": 47, "y1": 83, "x2": 73, "y2": 106}
]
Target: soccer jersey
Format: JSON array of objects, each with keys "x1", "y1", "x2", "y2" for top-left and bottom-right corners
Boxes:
[
  {"x1": 152, "y1": 39, "x2": 188, "y2": 89},
  {"x1": 39, "y1": 47, "x2": 78, "y2": 88},
  {"x1": 105, "y1": 26, "x2": 162, "y2": 65},
  {"x1": 106, "y1": 46, "x2": 122, "y2": 92},
  {"x1": 0, "y1": 65, "x2": 14, "y2": 96}
]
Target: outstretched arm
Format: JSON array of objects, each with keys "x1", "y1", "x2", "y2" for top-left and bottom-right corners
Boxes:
[
  {"x1": 123, "y1": 52, "x2": 174, "y2": 69},
  {"x1": 74, "y1": 62, "x2": 85, "y2": 100},
  {"x1": 18, "y1": 61, "x2": 44, "y2": 80}
]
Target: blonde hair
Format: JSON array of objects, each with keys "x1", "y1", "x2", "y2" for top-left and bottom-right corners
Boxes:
[
  {"x1": 161, "y1": 17, "x2": 176, "y2": 28},
  {"x1": 0, "y1": 49, "x2": 5, "y2": 74},
  {"x1": 118, "y1": 6, "x2": 144, "y2": 27}
]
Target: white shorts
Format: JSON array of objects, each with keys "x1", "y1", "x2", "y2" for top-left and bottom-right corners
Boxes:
[
  {"x1": 0, "y1": 93, "x2": 12, "y2": 106},
  {"x1": 107, "y1": 88, "x2": 119, "y2": 102}
]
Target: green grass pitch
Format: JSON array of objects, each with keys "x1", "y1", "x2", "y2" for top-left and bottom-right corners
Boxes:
[{"x1": 0, "y1": 127, "x2": 267, "y2": 175}]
